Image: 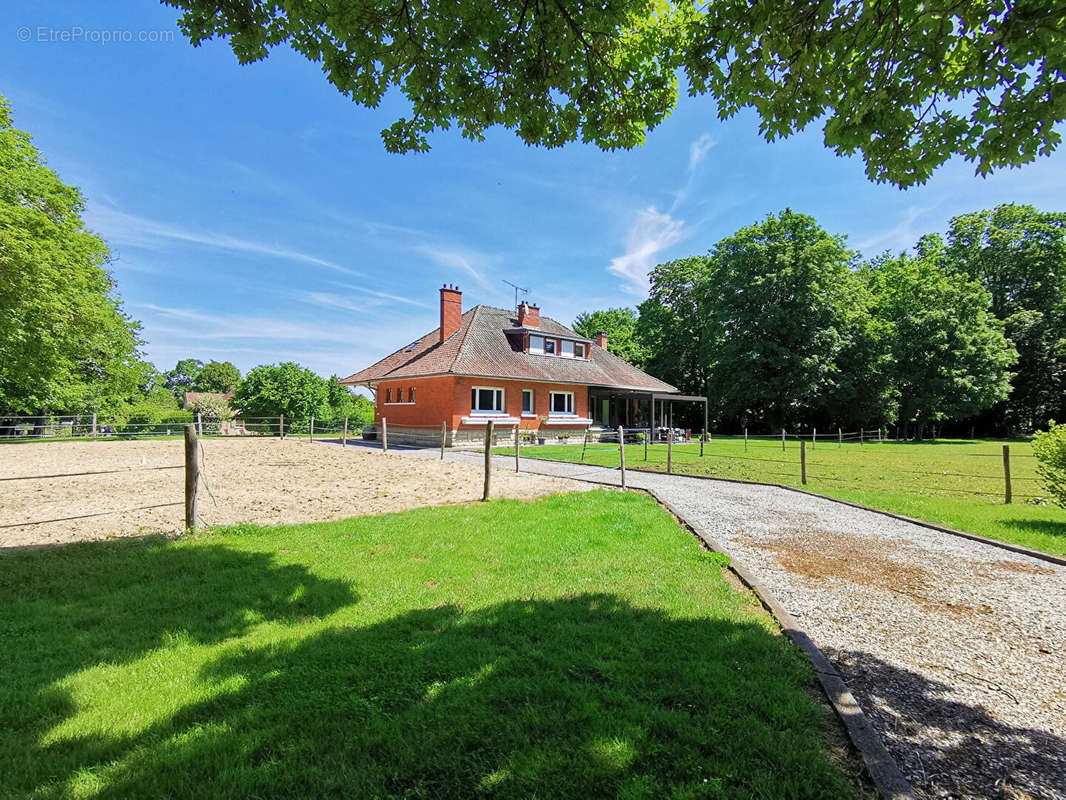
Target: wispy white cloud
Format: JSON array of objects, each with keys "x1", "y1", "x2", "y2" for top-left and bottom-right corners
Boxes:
[
  {"x1": 140, "y1": 304, "x2": 371, "y2": 344},
  {"x1": 327, "y1": 281, "x2": 432, "y2": 309},
  {"x1": 671, "y1": 133, "x2": 718, "y2": 213},
  {"x1": 607, "y1": 206, "x2": 686, "y2": 296},
  {"x1": 86, "y1": 206, "x2": 362, "y2": 276},
  {"x1": 689, "y1": 133, "x2": 717, "y2": 170},
  {"x1": 137, "y1": 302, "x2": 438, "y2": 378},
  {"x1": 854, "y1": 205, "x2": 931, "y2": 256},
  {"x1": 415, "y1": 244, "x2": 493, "y2": 288},
  {"x1": 300, "y1": 292, "x2": 381, "y2": 315}
]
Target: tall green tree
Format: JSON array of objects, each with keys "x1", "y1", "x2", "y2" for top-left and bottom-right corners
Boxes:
[
  {"x1": 572, "y1": 308, "x2": 647, "y2": 366},
  {"x1": 940, "y1": 205, "x2": 1066, "y2": 431},
  {"x1": 636, "y1": 257, "x2": 712, "y2": 402},
  {"x1": 0, "y1": 95, "x2": 144, "y2": 416},
  {"x1": 696, "y1": 211, "x2": 878, "y2": 429},
  {"x1": 230, "y1": 362, "x2": 330, "y2": 422},
  {"x1": 167, "y1": 0, "x2": 1066, "y2": 186},
  {"x1": 196, "y1": 360, "x2": 241, "y2": 393},
  {"x1": 165, "y1": 358, "x2": 204, "y2": 402},
  {"x1": 866, "y1": 246, "x2": 1016, "y2": 439}
]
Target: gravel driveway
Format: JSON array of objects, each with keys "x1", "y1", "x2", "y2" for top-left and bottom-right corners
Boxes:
[{"x1": 358, "y1": 442, "x2": 1066, "y2": 800}]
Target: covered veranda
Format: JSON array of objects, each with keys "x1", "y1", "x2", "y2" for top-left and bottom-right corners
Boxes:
[{"x1": 587, "y1": 388, "x2": 708, "y2": 440}]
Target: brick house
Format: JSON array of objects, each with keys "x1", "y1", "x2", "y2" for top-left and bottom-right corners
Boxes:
[{"x1": 340, "y1": 285, "x2": 698, "y2": 447}]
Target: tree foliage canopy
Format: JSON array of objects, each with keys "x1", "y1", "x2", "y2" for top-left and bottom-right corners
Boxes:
[
  {"x1": 166, "y1": 0, "x2": 1066, "y2": 186},
  {"x1": 577, "y1": 207, "x2": 1028, "y2": 435},
  {"x1": 939, "y1": 204, "x2": 1066, "y2": 430},
  {"x1": 866, "y1": 247, "x2": 1015, "y2": 435},
  {"x1": 230, "y1": 363, "x2": 364, "y2": 424},
  {"x1": 696, "y1": 211, "x2": 873, "y2": 428},
  {"x1": 196, "y1": 360, "x2": 242, "y2": 394},
  {"x1": 231, "y1": 362, "x2": 331, "y2": 422},
  {"x1": 572, "y1": 308, "x2": 647, "y2": 366},
  {"x1": 0, "y1": 96, "x2": 145, "y2": 416}
]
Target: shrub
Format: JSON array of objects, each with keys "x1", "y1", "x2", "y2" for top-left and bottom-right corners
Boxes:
[
  {"x1": 1032, "y1": 421, "x2": 1066, "y2": 508},
  {"x1": 190, "y1": 396, "x2": 231, "y2": 435}
]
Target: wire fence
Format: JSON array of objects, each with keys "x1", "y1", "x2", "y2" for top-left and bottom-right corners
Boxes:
[
  {"x1": 1, "y1": 414, "x2": 1051, "y2": 540},
  {"x1": 0, "y1": 414, "x2": 368, "y2": 441},
  {"x1": 467, "y1": 425, "x2": 1048, "y2": 505}
]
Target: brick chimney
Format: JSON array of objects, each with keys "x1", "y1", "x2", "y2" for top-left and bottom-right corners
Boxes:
[
  {"x1": 595, "y1": 331, "x2": 608, "y2": 349},
  {"x1": 517, "y1": 301, "x2": 540, "y2": 327},
  {"x1": 440, "y1": 284, "x2": 462, "y2": 343}
]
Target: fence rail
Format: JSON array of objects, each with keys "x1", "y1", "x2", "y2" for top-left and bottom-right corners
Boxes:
[{"x1": 0, "y1": 414, "x2": 366, "y2": 441}]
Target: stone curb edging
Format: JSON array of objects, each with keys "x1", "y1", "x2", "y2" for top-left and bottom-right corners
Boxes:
[
  {"x1": 640, "y1": 487, "x2": 916, "y2": 800},
  {"x1": 516, "y1": 455, "x2": 1066, "y2": 568}
]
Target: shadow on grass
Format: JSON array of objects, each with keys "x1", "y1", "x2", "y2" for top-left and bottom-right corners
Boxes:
[
  {"x1": 1003, "y1": 517, "x2": 1066, "y2": 539},
  {"x1": 831, "y1": 650, "x2": 1065, "y2": 799},
  {"x1": 2, "y1": 538, "x2": 858, "y2": 800},
  {"x1": 0, "y1": 536, "x2": 357, "y2": 783}
]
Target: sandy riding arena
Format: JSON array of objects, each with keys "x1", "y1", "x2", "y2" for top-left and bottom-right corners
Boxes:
[{"x1": 1, "y1": 439, "x2": 586, "y2": 548}]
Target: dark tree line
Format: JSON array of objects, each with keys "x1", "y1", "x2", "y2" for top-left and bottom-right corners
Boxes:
[{"x1": 576, "y1": 207, "x2": 1065, "y2": 438}]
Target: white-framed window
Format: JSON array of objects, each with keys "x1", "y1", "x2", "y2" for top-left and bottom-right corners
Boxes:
[
  {"x1": 561, "y1": 340, "x2": 575, "y2": 357},
  {"x1": 549, "y1": 391, "x2": 574, "y2": 415},
  {"x1": 471, "y1": 386, "x2": 505, "y2": 414},
  {"x1": 385, "y1": 388, "x2": 392, "y2": 403},
  {"x1": 574, "y1": 343, "x2": 585, "y2": 358},
  {"x1": 408, "y1": 387, "x2": 416, "y2": 403},
  {"x1": 522, "y1": 389, "x2": 534, "y2": 414},
  {"x1": 529, "y1": 335, "x2": 544, "y2": 354},
  {"x1": 544, "y1": 339, "x2": 556, "y2": 355}
]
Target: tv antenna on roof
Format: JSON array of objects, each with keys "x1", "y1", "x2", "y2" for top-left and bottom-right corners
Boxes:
[{"x1": 502, "y1": 279, "x2": 528, "y2": 312}]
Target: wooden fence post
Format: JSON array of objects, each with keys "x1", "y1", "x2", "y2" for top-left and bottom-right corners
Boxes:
[
  {"x1": 440, "y1": 421, "x2": 446, "y2": 459},
  {"x1": 781, "y1": 428, "x2": 786, "y2": 451},
  {"x1": 184, "y1": 424, "x2": 199, "y2": 531},
  {"x1": 342, "y1": 417, "x2": 348, "y2": 447},
  {"x1": 91, "y1": 412, "x2": 97, "y2": 439},
  {"x1": 382, "y1": 417, "x2": 388, "y2": 452},
  {"x1": 744, "y1": 427, "x2": 748, "y2": 452},
  {"x1": 196, "y1": 412, "x2": 203, "y2": 438},
  {"x1": 644, "y1": 428, "x2": 648, "y2": 461},
  {"x1": 812, "y1": 428, "x2": 816, "y2": 449},
  {"x1": 482, "y1": 420, "x2": 494, "y2": 501},
  {"x1": 838, "y1": 427, "x2": 842, "y2": 448},
  {"x1": 618, "y1": 425, "x2": 626, "y2": 489},
  {"x1": 700, "y1": 430, "x2": 705, "y2": 457},
  {"x1": 800, "y1": 440, "x2": 807, "y2": 485},
  {"x1": 667, "y1": 426, "x2": 673, "y2": 474},
  {"x1": 514, "y1": 425, "x2": 520, "y2": 472},
  {"x1": 279, "y1": 413, "x2": 284, "y2": 439},
  {"x1": 860, "y1": 428, "x2": 864, "y2": 445},
  {"x1": 878, "y1": 427, "x2": 883, "y2": 443},
  {"x1": 1003, "y1": 444, "x2": 1012, "y2": 504},
  {"x1": 309, "y1": 415, "x2": 314, "y2": 442}
]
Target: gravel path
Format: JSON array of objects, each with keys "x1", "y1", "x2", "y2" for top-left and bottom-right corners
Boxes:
[{"x1": 355, "y1": 442, "x2": 1066, "y2": 800}]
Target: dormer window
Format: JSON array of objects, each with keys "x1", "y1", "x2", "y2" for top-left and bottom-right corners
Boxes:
[{"x1": 527, "y1": 334, "x2": 587, "y2": 358}]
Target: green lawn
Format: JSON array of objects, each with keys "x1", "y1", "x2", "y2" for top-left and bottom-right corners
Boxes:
[
  {"x1": 502, "y1": 438, "x2": 1066, "y2": 558},
  {"x1": 0, "y1": 491, "x2": 865, "y2": 799}
]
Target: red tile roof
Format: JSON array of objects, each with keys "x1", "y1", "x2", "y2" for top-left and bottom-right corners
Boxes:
[{"x1": 339, "y1": 305, "x2": 677, "y2": 392}]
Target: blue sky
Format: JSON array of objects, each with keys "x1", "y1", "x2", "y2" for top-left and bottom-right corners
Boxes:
[{"x1": 6, "y1": 1, "x2": 1066, "y2": 380}]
